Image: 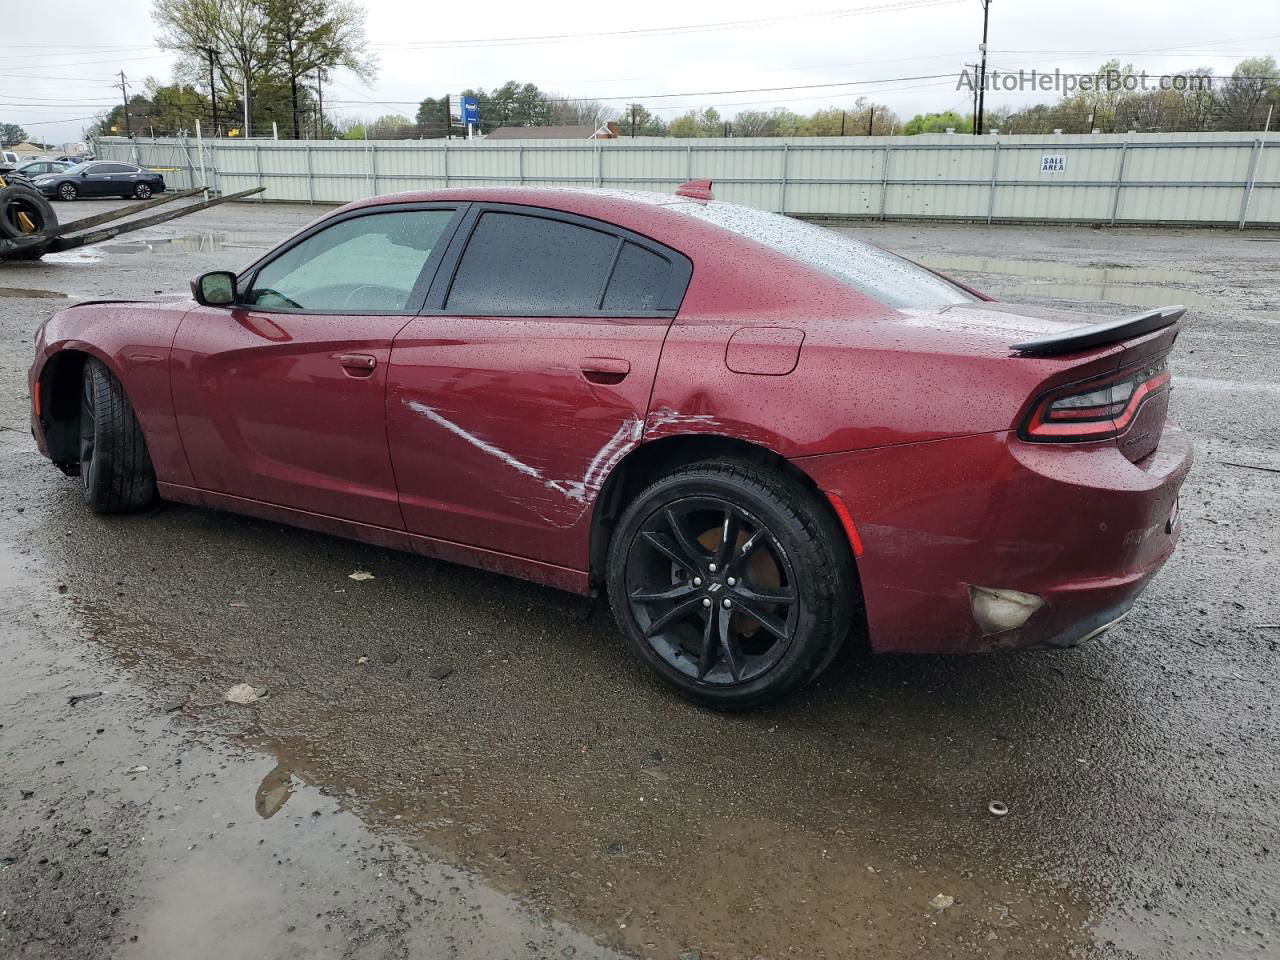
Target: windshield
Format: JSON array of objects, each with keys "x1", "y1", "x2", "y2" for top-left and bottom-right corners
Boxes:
[{"x1": 672, "y1": 201, "x2": 976, "y2": 309}]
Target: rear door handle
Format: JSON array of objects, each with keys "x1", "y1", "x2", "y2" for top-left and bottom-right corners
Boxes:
[
  {"x1": 338, "y1": 353, "x2": 377, "y2": 377},
  {"x1": 580, "y1": 357, "x2": 630, "y2": 384}
]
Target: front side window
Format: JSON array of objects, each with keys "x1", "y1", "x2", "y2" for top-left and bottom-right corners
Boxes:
[
  {"x1": 245, "y1": 210, "x2": 454, "y2": 312},
  {"x1": 447, "y1": 212, "x2": 619, "y2": 314}
]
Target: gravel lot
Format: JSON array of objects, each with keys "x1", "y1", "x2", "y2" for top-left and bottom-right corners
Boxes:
[{"x1": 1, "y1": 199, "x2": 1277, "y2": 960}]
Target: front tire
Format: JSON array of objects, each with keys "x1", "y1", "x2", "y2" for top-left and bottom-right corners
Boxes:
[
  {"x1": 132, "y1": 182, "x2": 152, "y2": 199},
  {"x1": 79, "y1": 358, "x2": 157, "y2": 513},
  {"x1": 57, "y1": 182, "x2": 77, "y2": 201},
  {"x1": 606, "y1": 461, "x2": 854, "y2": 708}
]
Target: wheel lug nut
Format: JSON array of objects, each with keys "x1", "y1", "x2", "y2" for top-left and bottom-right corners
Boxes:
[
  {"x1": 708, "y1": 563, "x2": 718, "y2": 573},
  {"x1": 727, "y1": 576, "x2": 736, "y2": 586},
  {"x1": 693, "y1": 577, "x2": 702, "y2": 587},
  {"x1": 722, "y1": 598, "x2": 731, "y2": 608},
  {"x1": 702, "y1": 598, "x2": 712, "y2": 607}
]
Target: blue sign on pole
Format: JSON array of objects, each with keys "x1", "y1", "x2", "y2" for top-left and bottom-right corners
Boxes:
[{"x1": 462, "y1": 97, "x2": 480, "y2": 125}]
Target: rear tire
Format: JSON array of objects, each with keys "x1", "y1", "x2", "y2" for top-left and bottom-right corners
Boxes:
[
  {"x1": 79, "y1": 358, "x2": 157, "y2": 513},
  {"x1": 606, "y1": 461, "x2": 854, "y2": 708}
]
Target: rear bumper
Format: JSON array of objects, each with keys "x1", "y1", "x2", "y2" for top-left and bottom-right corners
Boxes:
[{"x1": 799, "y1": 422, "x2": 1192, "y2": 653}]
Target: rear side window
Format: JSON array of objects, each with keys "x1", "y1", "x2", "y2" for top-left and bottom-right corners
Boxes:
[
  {"x1": 448, "y1": 212, "x2": 619, "y2": 314},
  {"x1": 93, "y1": 163, "x2": 133, "y2": 174},
  {"x1": 603, "y1": 243, "x2": 670, "y2": 312}
]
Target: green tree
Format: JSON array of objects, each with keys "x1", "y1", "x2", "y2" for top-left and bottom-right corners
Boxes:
[
  {"x1": 1, "y1": 122, "x2": 29, "y2": 145},
  {"x1": 668, "y1": 110, "x2": 704, "y2": 138},
  {"x1": 902, "y1": 110, "x2": 969, "y2": 134},
  {"x1": 261, "y1": 0, "x2": 375, "y2": 138},
  {"x1": 1215, "y1": 56, "x2": 1279, "y2": 130},
  {"x1": 153, "y1": 0, "x2": 374, "y2": 138},
  {"x1": 617, "y1": 103, "x2": 666, "y2": 136},
  {"x1": 366, "y1": 113, "x2": 412, "y2": 138}
]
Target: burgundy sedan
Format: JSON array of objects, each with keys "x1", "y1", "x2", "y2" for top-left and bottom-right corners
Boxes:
[{"x1": 29, "y1": 182, "x2": 1191, "y2": 707}]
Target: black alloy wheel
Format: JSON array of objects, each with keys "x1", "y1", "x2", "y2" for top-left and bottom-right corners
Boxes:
[
  {"x1": 607, "y1": 462, "x2": 854, "y2": 708},
  {"x1": 627, "y1": 496, "x2": 799, "y2": 686}
]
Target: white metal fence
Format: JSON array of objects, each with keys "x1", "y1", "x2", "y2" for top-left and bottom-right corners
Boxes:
[{"x1": 96, "y1": 131, "x2": 1280, "y2": 228}]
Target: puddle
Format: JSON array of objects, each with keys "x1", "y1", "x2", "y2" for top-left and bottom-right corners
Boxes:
[
  {"x1": 0, "y1": 535, "x2": 619, "y2": 960},
  {"x1": 988, "y1": 280, "x2": 1222, "y2": 310},
  {"x1": 105, "y1": 232, "x2": 267, "y2": 255},
  {"x1": 0, "y1": 286, "x2": 67, "y2": 299},
  {"x1": 921, "y1": 255, "x2": 1202, "y2": 285},
  {"x1": 41, "y1": 247, "x2": 104, "y2": 264}
]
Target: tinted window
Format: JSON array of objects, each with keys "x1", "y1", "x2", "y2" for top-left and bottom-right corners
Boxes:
[
  {"x1": 245, "y1": 210, "x2": 454, "y2": 312},
  {"x1": 91, "y1": 163, "x2": 131, "y2": 174},
  {"x1": 448, "y1": 212, "x2": 618, "y2": 314},
  {"x1": 603, "y1": 243, "x2": 670, "y2": 312},
  {"x1": 672, "y1": 201, "x2": 975, "y2": 309}
]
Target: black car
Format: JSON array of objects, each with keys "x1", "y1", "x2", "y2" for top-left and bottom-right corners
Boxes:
[{"x1": 32, "y1": 161, "x2": 165, "y2": 201}]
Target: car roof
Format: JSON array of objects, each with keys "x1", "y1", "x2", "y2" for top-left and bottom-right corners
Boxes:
[{"x1": 338, "y1": 186, "x2": 724, "y2": 247}]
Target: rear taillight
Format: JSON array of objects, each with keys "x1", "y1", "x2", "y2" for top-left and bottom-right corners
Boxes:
[{"x1": 1021, "y1": 357, "x2": 1170, "y2": 442}]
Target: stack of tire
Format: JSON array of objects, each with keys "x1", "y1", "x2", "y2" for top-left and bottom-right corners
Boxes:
[{"x1": 0, "y1": 179, "x2": 57, "y2": 261}]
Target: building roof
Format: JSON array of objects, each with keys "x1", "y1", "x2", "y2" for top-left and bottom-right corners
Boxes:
[{"x1": 485, "y1": 124, "x2": 616, "y2": 140}]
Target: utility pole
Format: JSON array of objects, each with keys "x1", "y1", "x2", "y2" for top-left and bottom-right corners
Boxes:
[
  {"x1": 976, "y1": 0, "x2": 991, "y2": 135},
  {"x1": 867, "y1": 105, "x2": 875, "y2": 136},
  {"x1": 206, "y1": 48, "x2": 219, "y2": 136},
  {"x1": 967, "y1": 62, "x2": 980, "y2": 133},
  {"x1": 238, "y1": 46, "x2": 250, "y2": 137},
  {"x1": 117, "y1": 71, "x2": 131, "y2": 137},
  {"x1": 316, "y1": 69, "x2": 325, "y2": 137},
  {"x1": 841, "y1": 111, "x2": 846, "y2": 136}
]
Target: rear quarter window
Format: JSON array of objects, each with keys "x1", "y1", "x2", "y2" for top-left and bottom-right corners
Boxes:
[{"x1": 673, "y1": 202, "x2": 976, "y2": 309}]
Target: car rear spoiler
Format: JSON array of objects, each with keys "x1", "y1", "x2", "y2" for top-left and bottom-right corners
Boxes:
[{"x1": 1010, "y1": 305, "x2": 1185, "y2": 356}]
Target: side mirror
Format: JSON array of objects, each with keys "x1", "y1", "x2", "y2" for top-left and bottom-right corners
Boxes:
[
  {"x1": 80, "y1": 170, "x2": 89, "y2": 177},
  {"x1": 191, "y1": 271, "x2": 237, "y2": 306}
]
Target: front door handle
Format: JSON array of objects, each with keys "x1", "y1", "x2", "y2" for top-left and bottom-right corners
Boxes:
[
  {"x1": 338, "y1": 353, "x2": 377, "y2": 377},
  {"x1": 580, "y1": 356, "x2": 630, "y2": 385}
]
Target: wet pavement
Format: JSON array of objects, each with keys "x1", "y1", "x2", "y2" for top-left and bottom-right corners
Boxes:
[{"x1": 2, "y1": 200, "x2": 1278, "y2": 959}]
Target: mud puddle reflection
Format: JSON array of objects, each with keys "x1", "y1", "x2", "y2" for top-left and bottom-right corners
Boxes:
[{"x1": 0, "y1": 536, "x2": 619, "y2": 960}]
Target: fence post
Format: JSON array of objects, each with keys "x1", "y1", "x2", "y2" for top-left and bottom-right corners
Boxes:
[
  {"x1": 195, "y1": 121, "x2": 209, "y2": 200},
  {"x1": 1109, "y1": 140, "x2": 1129, "y2": 226},
  {"x1": 987, "y1": 140, "x2": 1000, "y2": 224},
  {"x1": 443, "y1": 141, "x2": 449, "y2": 188},
  {"x1": 878, "y1": 143, "x2": 892, "y2": 220},
  {"x1": 595, "y1": 143, "x2": 602, "y2": 187},
  {"x1": 305, "y1": 143, "x2": 314, "y2": 204},
  {"x1": 518, "y1": 144, "x2": 524, "y2": 185},
  {"x1": 367, "y1": 142, "x2": 376, "y2": 196},
  {"x1": 254, "y1": 141, "x2": 263, "y2": 201},
  {"x1": 686, "y1": 144, "x2": 693, "y2": 180},
  {"x1": 1238, "y1": 138, "x2": 1264, "y2": 229},
  {"x1": 780, "y1": 142, "x2": 790, "y2": 214}
]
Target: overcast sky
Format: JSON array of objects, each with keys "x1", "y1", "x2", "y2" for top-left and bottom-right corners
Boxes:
[{"x1": 3, "y1": 0, "x2": 1278, "y2": 147}]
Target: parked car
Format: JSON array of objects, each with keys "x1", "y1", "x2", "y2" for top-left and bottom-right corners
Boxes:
[
  {"x1": 30, "y1": 161, "x2": 164, "y2": 201},
  {"x1": 0, "y1": 150, "x2": 19, "y2": 171},
  {"x1": 11, "y1": 159, "x2": 71, "y2": 178},
  {"x1": 27, "y1": 183, "x2": 1191, "y2": 706}
]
